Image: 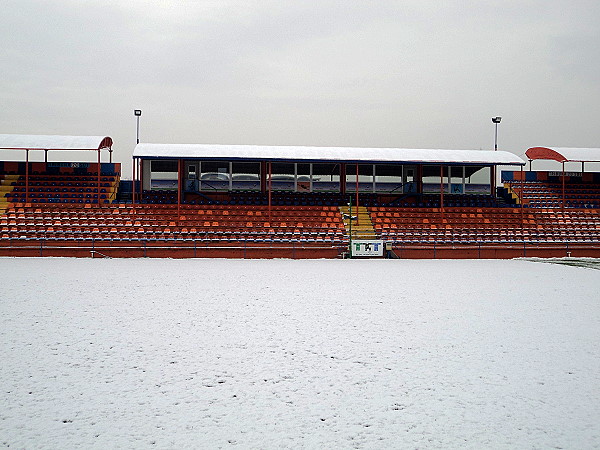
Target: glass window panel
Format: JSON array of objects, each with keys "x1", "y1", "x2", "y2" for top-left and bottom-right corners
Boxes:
[
  {"x1": 200, "y1": 161, "x2": 229, "y2": 191},
  {"x1": 232, "y1": 162, "x2": 260, "y2": 191},
  {"x1": 269, "y1": 163, "x2": 294, "y2": 191},
  {"x1": 151, "y1": 160, "x2": 177, "y2": 172},
  {"x1": 313, "y1": 163, "x2": 339, "y2": 192},
  {"x1": 375, "y1": 164, "x2": 402, "y2": 193},
  {"x1": 465, "y1": 166, "x2": 491, "y2": 194}
]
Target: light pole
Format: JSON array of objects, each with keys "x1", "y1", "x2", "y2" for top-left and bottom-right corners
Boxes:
[
  {"x1": 134, "y1": 109, "x2": 142, "y2": 144},
  {"x1": 492, "y1": 116, "x2": 501, "y2": 151},
  {"x1": 491, "y1": 116, "x2": 501, "y2": 198}
]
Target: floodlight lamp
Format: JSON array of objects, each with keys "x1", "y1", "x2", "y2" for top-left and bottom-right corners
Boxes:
[
  {"x1": 134, "y1": 109, "x2": 142, "y2": 116},
  {"x1": 492, "y1": 116, "x2": 501, "y2": 123}
]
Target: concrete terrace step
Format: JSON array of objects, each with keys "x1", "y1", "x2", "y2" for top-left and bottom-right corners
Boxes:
[{"x1": 339, "y1": 205, "x2": 377, "y2": 239}]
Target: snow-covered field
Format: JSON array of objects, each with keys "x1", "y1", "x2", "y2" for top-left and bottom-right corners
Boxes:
[{"x1": 1, "y1": 258, "x2": 599, "y2": 449}]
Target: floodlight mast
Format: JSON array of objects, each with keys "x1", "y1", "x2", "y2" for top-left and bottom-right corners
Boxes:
[
  {"x1": 134, "y1": 109, "x2": 142, "y2": 144},
  {"x1": 490, "y1": 116, "x2": 502, "y2": 199},
  {"x1": 492, "y1": 116, "x2": 501, "y2": 151}
]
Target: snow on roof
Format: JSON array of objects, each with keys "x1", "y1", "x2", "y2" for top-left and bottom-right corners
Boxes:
[
  {"x1": 526, "y1": 147, "x2": 600, "y2": 163},
  {"x1": 0, "y1": 134, "x2": 112, "y2": 150},
  {"x1": 133, "y1": 143, "x2": 525, "y2": 165}
]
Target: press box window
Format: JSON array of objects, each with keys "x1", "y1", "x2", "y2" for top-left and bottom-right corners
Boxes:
[{"x1": 151, "y1": 160, "x2": 178, "y2": 172}]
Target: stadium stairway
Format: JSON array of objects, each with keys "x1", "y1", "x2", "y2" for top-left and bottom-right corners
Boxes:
[
  {"x1": 339, "y1": 205, "x2": 377, "y2": 239},
  {"x1": 502, "y1": 182, "x2": 522, "y2": 205},
  {"x1": 0, "y1": 175, "x2": 19, "y2": 216}
]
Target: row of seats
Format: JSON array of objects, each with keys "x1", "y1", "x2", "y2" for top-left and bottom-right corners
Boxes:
[
  {"x1": 1, "y1": 171, "x2": 120, "y2": 205},
  {"x1": 139, "y1": 190, "x2": 507, "y2": 208},
  {"x1": 368, "y1": 205, "x2": 599, "y2": 243},
  {"x1": 1, "y1": 204, "x2": 345, "y2": 243},
  {"x1": 506, "y1": 180, "x2": 600, "y2": 209},
  {"x1": 384, "y1": 194, "x2": 506, "y2": 208},
  {"x1": 2, "y1": 198, "x2": 598, "y2": 245},
  {"x1": 5, "y1": 193, "x2": 113, "y2": 204}
]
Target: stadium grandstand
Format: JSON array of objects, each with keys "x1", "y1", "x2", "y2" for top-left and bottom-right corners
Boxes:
[{"x1": 1, "y1": 134, "x2": 599, "y2": 258}]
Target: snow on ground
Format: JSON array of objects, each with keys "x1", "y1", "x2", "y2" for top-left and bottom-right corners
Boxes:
[{"x1": 1, "y1": 257, "x2": 599, "y2": 449}]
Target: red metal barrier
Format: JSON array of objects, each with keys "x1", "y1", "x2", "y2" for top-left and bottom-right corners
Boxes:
[
  {"x1": 393, "y1": 243, "x2": 600, "y2": 259},
  {"x1": 1, "y1": 238, "x2": 599, "y2": 259},
  {"x1": 0, "y1": 239, "x2": 342, "y2": 259}
]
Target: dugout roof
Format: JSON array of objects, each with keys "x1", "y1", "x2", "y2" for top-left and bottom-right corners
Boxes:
[
  {"x1": 526, "y1": 147, "x2": 600, "y2": 163},
  {"x1": 0, "y1": 134, "x2": 112, "y2": 151},
  {"x1": 133, "y1": 143, "x2": 525, "y2": 166}
]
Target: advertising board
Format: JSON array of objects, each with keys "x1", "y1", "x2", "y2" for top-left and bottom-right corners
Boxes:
[{"x1": 351, "y1": 240, "x2": 384, "y2": 257}]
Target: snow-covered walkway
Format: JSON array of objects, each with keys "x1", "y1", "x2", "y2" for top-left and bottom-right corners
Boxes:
[{"x1": 1, "y1": 258, "x2": 599, "y2": 449}]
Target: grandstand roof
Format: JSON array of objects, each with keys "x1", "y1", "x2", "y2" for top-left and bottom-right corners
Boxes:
[
  {"x1": 526, "y1": 147, "x2": 600, "y2": 163},
  {"x1": 0, "y1": 134, "x2": 112, "y2": 151},
  {"x1": 133, "y1": 143, "x2": 525, "y2": 165}
]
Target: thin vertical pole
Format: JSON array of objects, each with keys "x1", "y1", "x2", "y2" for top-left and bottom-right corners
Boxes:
[
  {"x1": 372, "y1": 164, "x2": 376, "y2": 194},
  {"x1": 355, "y1": 163, "x2": 359, "y2": 225},
  {"x1": 493, "y1": 122, "x2": 498, "y2": 199},
  {"x1": 440, "y1": 165, "x2": 444, "y2": 222},
  {"x1": 177, "y1": 159, "x2": 182, "y2": 223},
  {"x1": 494, "y1": 122, "x2": 498, "y2": 151},
  {"x1": 348, "y1": 194, "x2": 352, "y2": 258},
  {"x1": 132, "y1": 158, "x2": 136, "y2": 205},
  {"x1": 25, "y1": 149, "x2": 29, "y2": 204},
  {"x1": 562, "y1": 161, "x2": 565, "y2": 211},
  {"x1": 139, "y1": 159, "x2": 144, "y2": 202},
  {"x1": 520, "y1": 165, "x2": 524, "y2": 226},
  {"x1": 260, "y1": 161, "x2": 266, "y2": 194},
  {"x1": 44, "y1": 149, "x2": 48, "y2": 163},
  {"x1": 97, "y1": 149, "x2": 101, "y2": 205},
  {"x1": 401, "y1": 165, "x2": 404, "y2": 193},
  {"x1": 294, "y1": 163, "x2": 298, "y2": 192},
  {"x1": 136, "y1": 116, "x2": 140, "y2": 144},
  {"x1": 268, "y1": 162, "x2": 272, "y2": 219}
]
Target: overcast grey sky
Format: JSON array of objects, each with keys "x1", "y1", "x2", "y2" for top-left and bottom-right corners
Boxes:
[{"x1": 1, "y1": 0, "x2": 599, "y2": 175}]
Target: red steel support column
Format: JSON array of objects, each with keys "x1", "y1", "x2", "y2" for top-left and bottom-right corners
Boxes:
[
  {"x1": 561, "y1": 161, "x2": 565, "y2": 211},
  {"x1": 97, "y1": 149, "x2": 101, "y2": 205},
  {"x1": 132, "y1": 158, "x2": 136, "y2": 205},
  {"x1": 440, "y1": 165, "x2": 444, "y2": 222},
  {"x1": 260, "y1": 161, "x2": 267, "y2": 194},
  {"x1": 340, "y1": 163, "x2": 346, "y2": 195},
  {"x1": 177, "y1": 159, "x2": 182, "y2": 220},
  {"x1": 139, "y1": 159, "x2": 144, "y2": 202},
  {"x1": 520, "y1": 165, "x2": 524, "y2": 226},
  {"x1": 268, "y1": 162, "x2": 272, "y2": 219},
  {"x1": 25, "y1": 149, "x2": 29, "y2": 204},
  {"x1": 355, "y1": 163, "x2": 359, "y2": 225}
]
